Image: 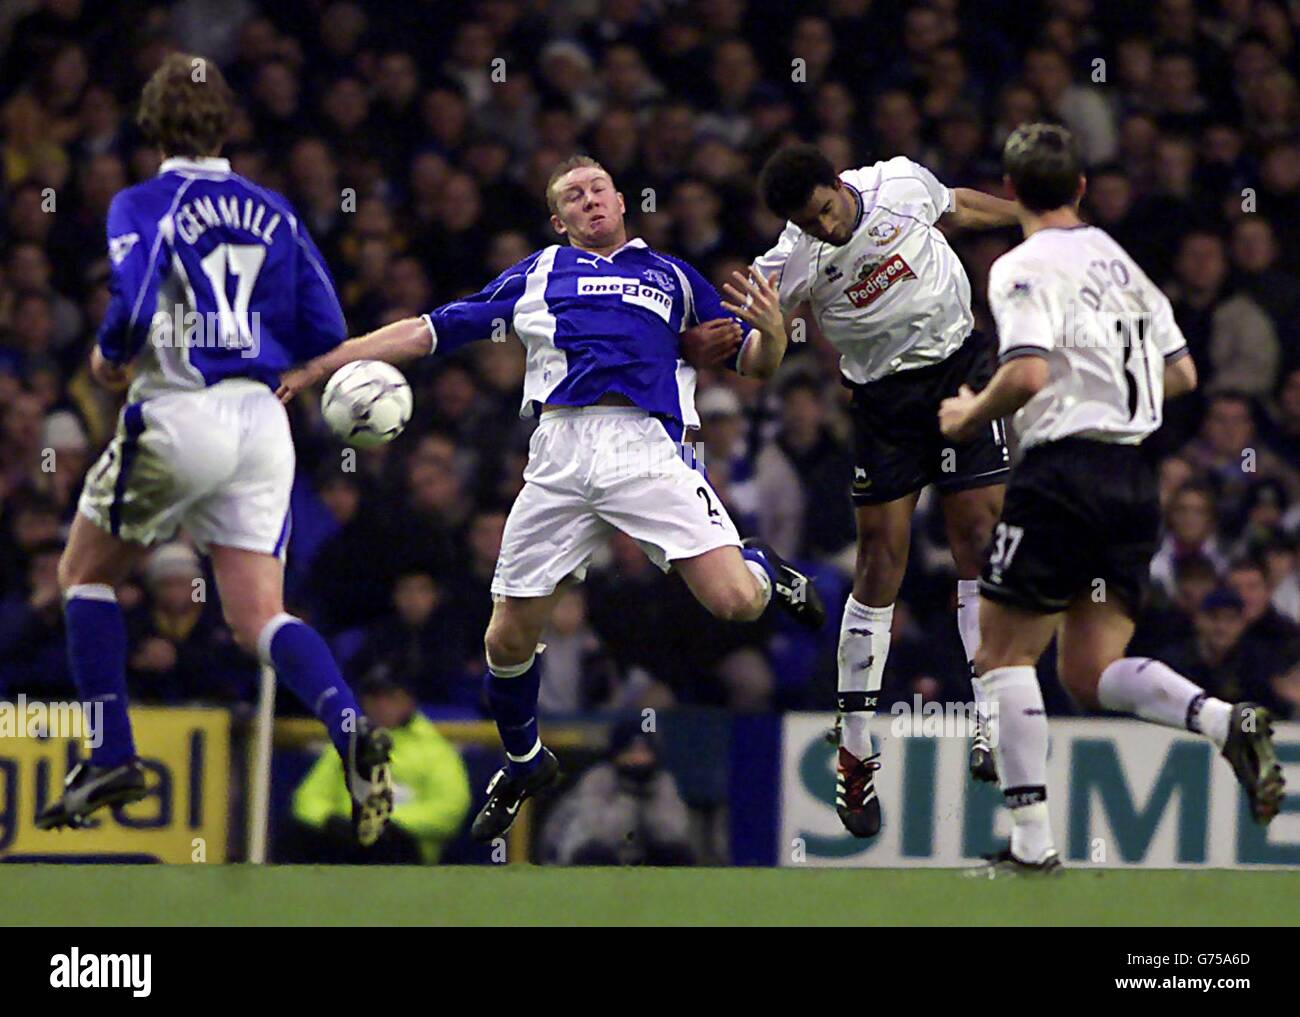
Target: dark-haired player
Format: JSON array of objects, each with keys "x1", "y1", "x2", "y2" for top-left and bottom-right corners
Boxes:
[
  {"x1": 753, "y1": 143, "x2": 1020, "y2": 837},
  {"x1": 39, "y1": 54, "x2": 395, "y2": 842},
  {"x1": 939, "y1": 123, "x2": 1285, "y2": 874}
]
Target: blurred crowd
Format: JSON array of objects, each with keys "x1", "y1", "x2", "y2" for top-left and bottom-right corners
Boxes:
[{"x1": 2, "y1": 0, "x2": 1299, "y2": 722}]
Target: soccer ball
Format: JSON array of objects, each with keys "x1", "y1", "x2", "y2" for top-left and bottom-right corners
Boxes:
[{"x1": 320, "y1": 360, "x2": 413, "y2": 448}]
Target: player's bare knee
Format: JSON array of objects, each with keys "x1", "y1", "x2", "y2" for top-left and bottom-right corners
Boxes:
[
  {"x1": 973, "y1": 636, "x2": 1023, "y2": 676},
  {"x1": 227, "y1": 618, "x2": 258, "y2": 655},
  {"x1": 229, "y1": 625, "x2": 258, "y2": 655},
  {"x1": 949, "y1": 525, "x2": 992, "y2": 576},
  {"x1": 972, "y1": 644, "x2": 999, "y2": 677},
  {"x1": 944, "y1": 513, "x2": 995, "y2": 578},
  {"x1": 57, "y1": 530, "x2": 121, "y2": 593},
  {"x1": 705, "y1": 578, "x2": 762, "y2": 622},
  {"x1": 484, "y1": 621, "x2": 535, "y2": 670},
  {"x1": 227, "y1": 604, "x2": 281, "y2": 655},
  {"x1": 854, "y1": 540, "x2": 906, "y2": 600},
  {"x1": 56, "y1": 549, "x2": 83, "y2": 593}
]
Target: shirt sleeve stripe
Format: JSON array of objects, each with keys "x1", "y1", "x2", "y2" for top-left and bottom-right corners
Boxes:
[
  {"x1": 423, "y1": 314, "x2": 438, "y2": 355},
  {"x1": 999, "y1": 344, "x2": 1050, "y2": 364}
]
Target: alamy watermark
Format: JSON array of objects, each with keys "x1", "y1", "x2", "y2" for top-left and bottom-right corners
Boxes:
[
  {"x1": 0, "y1": 695, "x2": 103, "y2": 748},
  {"x1": 612, "y1": 435, "x2": 705, "y2": 479},
  {"x1": 889, "y1": 695, "x2": 999, "y2": 744},
  {"x1": 149, "y1": 303, "x2": 262, "y2": 359}
]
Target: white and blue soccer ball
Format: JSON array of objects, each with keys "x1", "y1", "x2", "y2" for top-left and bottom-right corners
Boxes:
[{"x1": 321, "y1": 360, "x2": 413, "y2": 448}]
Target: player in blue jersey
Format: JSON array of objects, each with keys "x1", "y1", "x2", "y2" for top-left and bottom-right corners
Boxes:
[
  {"x1": 37, "y1": 54, "x2": 394, "y2": 843},
  {"x1": 278, "y1": 154, "x2": 821, "y2": 840}
]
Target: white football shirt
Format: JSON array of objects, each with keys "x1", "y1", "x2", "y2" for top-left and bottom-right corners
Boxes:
[
  {"x1": 987, "y1": 225, "x2": 1189, "y2": 449},
  {"x1": 753, "y1": 157, "x2": 973, "y2": 384}
]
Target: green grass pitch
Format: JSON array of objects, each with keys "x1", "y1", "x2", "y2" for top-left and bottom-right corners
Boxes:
[{"x1": 4, "y1": 865, "x2": 1300, "y2": 925}]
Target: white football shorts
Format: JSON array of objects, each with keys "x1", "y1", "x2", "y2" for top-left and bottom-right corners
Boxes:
[
  {"x1": 79, "y1": 378, "x2": 294, "y2": 555},
  {"x1": 491, "y1": 407, "x2": 741, "y2": 598}
]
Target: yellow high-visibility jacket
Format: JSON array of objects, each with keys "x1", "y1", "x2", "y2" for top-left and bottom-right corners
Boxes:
[{"x1": 292, "y1": 712, "x2": 472, "y2": 864}]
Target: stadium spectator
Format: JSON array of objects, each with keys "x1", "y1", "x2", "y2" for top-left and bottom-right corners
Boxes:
[
  {"x1": 584, "y1": 532, "x2": 680, "y2": 706},
  {"x1": 1230, "y1": 477, "x2": 1293, "y2": 557},
  {"x1": 348, "y1": 569, "x2": 478, "y2": 708},
  {"x1": 1263, "y1": 368, "x2": 1300, "y2": 475},
  {"x1": 1229, "y1": 216, "x2": 1300, "y2": 362},
  {"x1": 288, "y1": 670, "x2": 472, "y2": 863},
  {"x1": 0, "y1": 390, "x2": 47, "y2": 496},
  {"x1": 1151, "y1": 482, "x2": 1230, "y2": 597},
  {"x1": 1022, "y1": 45, "x2": 1117, "y2": 165},
  {"x1": 1228, "y1": 558, "x2": 1300, "y2": 669},
  {"x1": 1178, "y1": 393, "x2": 1300, "y2": 527},
  {"x1": 125, "y1": 542, "x2": 254, "y2": 704},
  {"x1": 540, "y1": 716, "x2": 695, "y2": 866},
  {"x1": 304, "y1": 469, "x2": 418, "y2": 634},
  {"x1": 0, "y1": 537, "x2": 70, "y2": 698},
  {"x1": 771, "y1": 373, "x2": 855, "y2": 560},
  {"x1": 1159, "y1": 587, "x2": 1293, "y2": 718},
  {"x1": 696, "y1": 384, "x2": 804, "y2": 560},
  {"x1": 5, "y1": 243, "x2": 81, "y2": 351},
  {"x1": 1132, "y1": 552, "x2": 1222, "y2": 658},
  {"x1": 1261, "y1": 536, "x2": 1300, "y2": 622},
  {"x1": 537, "y1": 585, "x2": 625, "y2": 714},
  {"x1": 1168, "y1": 231, "x2": 1280, "y2": 401}
]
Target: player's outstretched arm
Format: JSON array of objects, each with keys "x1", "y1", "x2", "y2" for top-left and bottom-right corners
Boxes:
[
  {"x1": 277, "y1": 316, "x2": 431, "y2": 403},
  {"x1": 944, "y1": 188, "x2": 1021, "y2": 230},
  {"x1": 279, "y1": 252, "x2": 540, "y2": 402},
  {"x1": 938, "y1": 356, "x2": 1048, "y2": 442}
]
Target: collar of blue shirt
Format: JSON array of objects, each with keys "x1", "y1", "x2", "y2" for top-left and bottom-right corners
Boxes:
[{"x1": 159, "y1": 156, "x2": 231, "y2": 176}]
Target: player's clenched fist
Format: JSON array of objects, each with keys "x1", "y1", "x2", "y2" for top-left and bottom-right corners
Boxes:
[
  {"x1": 90, "y1": 345, "x2": 131, "y2": 392},
  {"x1": 681, "y1": 318, "x2": 744, "y2": 368},
  {"x1": 938, "y1": 384, "x2": 981, "y2": 442}
]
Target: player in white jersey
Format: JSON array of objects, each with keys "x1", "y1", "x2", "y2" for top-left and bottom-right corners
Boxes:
[
  {"x1": 753, "y1": 144, "x2": 1021, "y2": 837},
  {"x1": 938, "y1": 123, "x2": 1284, "y2": 874}
]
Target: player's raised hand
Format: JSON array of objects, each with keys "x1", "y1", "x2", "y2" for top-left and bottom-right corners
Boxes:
[
  {"x1": 722, "y1": 270, "x2": 783, "y2": 339},
  {"x1": 938, "y1": 384, "x2": 980, "y2": 442},
  {"x1": 681, "y1": 318, "x2": 744, "y2": 368}
]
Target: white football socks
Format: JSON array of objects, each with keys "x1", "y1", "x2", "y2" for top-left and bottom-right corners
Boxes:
[
  {"x1": 979, "y1": 665, "x2": 1055, "y2": 863},
  {"x1": 956, "y1": 579, "x2": 982, "y2": 669},
  {"x1": 837, "y1": 596, "x2": 891, "y2": 759},
  {"x1": 743, "y1": 559, "x2": 773, "y2": 609},
  {"x1": 956, "y1": 579, "x2": 990, "y2": 740},
  {"x1": 1098, "y1": 657, "x2": 1232, "y2": 748}
]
